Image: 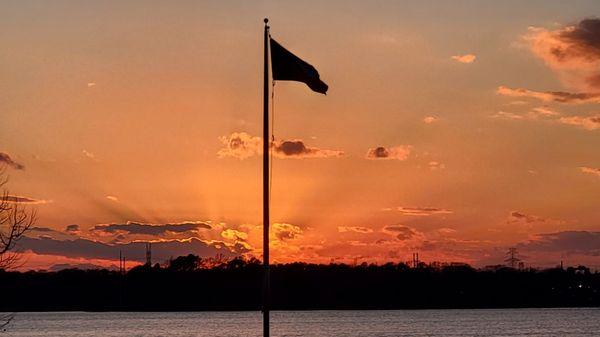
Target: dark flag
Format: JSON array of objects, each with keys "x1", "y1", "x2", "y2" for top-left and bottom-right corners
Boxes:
[{"x1": 270, "y1": 38, "x2": 328, "y2": 94}]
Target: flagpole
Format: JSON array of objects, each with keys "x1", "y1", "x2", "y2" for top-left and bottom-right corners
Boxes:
[{"x1": 262, "y1": 17, "x2": 270, "y2": 337}]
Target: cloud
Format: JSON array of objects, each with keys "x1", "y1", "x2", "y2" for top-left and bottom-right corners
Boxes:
[
  {"x1": 19, "y1": 236, "x2": 243, "y2": 263},
  {"x1": 525, "y1": 19, "x2": 600, "y2": 91},
  {"x1": 451, "y1": 54, "x2": 476, "y2": 64},
  {"x1": 3, "y1": 195, "x2": 50, "y2": 204},
  {"x1": 105, "y1": 195, "x2": 119, "y2": 202},
  {"x1": 507, "y1": 211, "x2": 554, "y2": 224},
  {"x1": 217, "y1": 132, "x2": 262, "y2": 159},
  {"x1": 87, "y1": 82, "x2": 96, "y2": 88},
  {"x1": 82, "y1": 150, "x2": 96, "y2": 160},
  {"x1": 496, "y1": 86, "x2": 600, "y2": 104},
  {"x1": 493, "y1": 102, "x2": 598, "y2": 131},
  {"x1": 0, "y1": 152, "x2": 24, "y2": 170},
  {"x1": 382, "y1": 225, "x2": 423, "y2": 241},
  {"x1": 517, "y1": 231, "x2": 600, "y2": 255},
  {"x1": 65, "y1": 224, "x2": 80, "y2": 233},
  {"x1": 338, "y1": 226, "x2": 373, "y2": 234},
  {"x1": 272, "y1": 223, "x2": 302, "y2": 240},
  {"x1": 218, "y1": 132, "x2": 343, "y2": 159},
  {"x1": 428, "y1": 161, "x2": 445, "y2": 171},
  {"x1": 91, "y1": 221, "x2": 212, "y2": 236},
  {"x1": 393, "y1": 207, "x2": 453, "y2": 216},
  {"x1": 30, "y1": 227, "x2": 57, "y2": 233},
  {"x1": 531, "y1": 106, "x2": 560, "y2": 116},
  {"x1": 365, "y1": 145, "x2": 412, "y2": 160},
  {"x1": 493, "y1": 107, "x2": 558, "y2": 121},
  {"x1": 272, "y1": 140, "x2": 344, "y2": 158},
  {"x1": 437, "y1": 228, "x2": 457, "y2": 235},
  {"x1": 493, "y1": 111, "x2": 525, "y2": 120},
  {"x1": 580, "y1": 166, "x2": 600, "y2": 177},
  {"x1": 423, "y1": 116, "x2": 438, "y2": 124},
  {"x1": 221, "y1": 228, "x2": 249, "y2": 241},
  {"x1": 558, "y1": 115, "x2": 600, "y2": 130}
]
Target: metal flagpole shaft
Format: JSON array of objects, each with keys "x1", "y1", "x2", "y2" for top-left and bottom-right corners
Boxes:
[{"x1": 262, "y1": 17, "x2": 270, "y2": 337}]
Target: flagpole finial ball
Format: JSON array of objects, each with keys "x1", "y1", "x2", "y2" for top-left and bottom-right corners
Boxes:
[{"x1": 264, "y1": 18, "x2": 269, "y2": 24}]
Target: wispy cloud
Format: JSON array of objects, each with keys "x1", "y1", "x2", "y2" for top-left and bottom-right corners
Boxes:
[
  {"x1": 105, "y1": 195, "x2": 119, "y2": 202},
  {"x1": 388, "y1": 207, "x2": 453, "y2": 216},
  {"x1": 493, "y1": 111, "x2": 525, "y2": 120},
  {"x1": 558, "y1": 115, "x2": 600, "y2": 130},
  {"x1": 82, "y1": 150, "x2": 96, "y2": 160},
  {"x1": 451, "y1": 54, "x2": 476, "y2": 64},
  {"x1": 338, "y1": 226, "x2": 373, "y2": 234},
  {"x1": 3, "y1": 195, "x2": 50, "y2": 204},
  {"x1": 428, "y1": 161, "x2": 445, "y2": 170},
  {"x1": 580, "y1": 166, "x2": 600, "y2": 177},
  {"x1": 423, "y1": 116, "x2": 438, "y2": 124},
  {"x1": 496, "y1": 86, "x2": 600, "y2": 104}
]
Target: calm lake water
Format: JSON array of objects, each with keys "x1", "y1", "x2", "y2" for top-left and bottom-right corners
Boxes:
[{"x1": 5, "y1": 308, "x2": 600, "y2": 336}]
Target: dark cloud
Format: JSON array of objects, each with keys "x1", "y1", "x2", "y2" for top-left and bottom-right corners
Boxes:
[
  {"x1": 365, "y1": 145, "x2": 412, "y2": 160},
  {"x1": 537, "y1": 18, "x2": 600, "y2": 66},
  {"x1": 65, "y1": 224, "x2": 80, "y2": 232},
  {"x1": 517, "y1": 231, "x2": 600, "y2": 255},
  {"x1": 368, "y1": 147, "x2": 389, "y2": 158},
  {"x1": 30, "y1": 227, "x2": 56, "y2": 233},
  {"x1": 91, "y1": 221, "x2": 212, "y2": 236},
  {"x1": 508, "y1": 211, "x2": 547, "y2": 224},
  {"x1": 19, "y1": 236, "x2": 244, "y2": 263},
  {"x1": 502, "y1": 19, "x2": 600, "y2": 102},
  {"x1": 0, "y1": 152, "x2": 24, "y2": 170},
  {"x1": 218, "y1": 132, "x2": 343, "y2": 159},
  {"x1": 383, "y1": 225, "x2": 419, "y2": 241},
  {"x1": 49, "y1": 263, "x2": 108, "y2": 271},
  {"x1": 272, "y1": 140, "x2": 344, "y2": 158}
]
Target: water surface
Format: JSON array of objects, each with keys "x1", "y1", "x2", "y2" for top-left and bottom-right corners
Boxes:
[{"x1": 6, "y1": 308, "x2": 600, "y2": 336}]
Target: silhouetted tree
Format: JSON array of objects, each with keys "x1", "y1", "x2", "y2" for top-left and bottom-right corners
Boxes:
[
  {"x1": 0, "y1": 257, "x2": 598, "y2": 311},
  {"x1": 168, "y1": 254, "x2": 202, "y2": 272},
  {"x1": 0, "y1": 168, "x2": 36, "y2": 270}
]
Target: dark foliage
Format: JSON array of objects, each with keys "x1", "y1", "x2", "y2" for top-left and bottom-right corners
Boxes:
[{"x1": 0, "y1": 257, "x2": 598, "y2": 311}]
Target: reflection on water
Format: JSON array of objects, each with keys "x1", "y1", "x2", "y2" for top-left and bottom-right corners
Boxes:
[{"x1": 6, "y1": 308, "x2": 600, "y2": 337}]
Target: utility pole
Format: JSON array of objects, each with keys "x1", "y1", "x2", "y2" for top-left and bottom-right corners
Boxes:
[
  {"x1": 145, "y1": 242, "x2": 152, "y2": 266},
  {"x1": 505, "y1": 247, "x2": 521, "y2": 268}
]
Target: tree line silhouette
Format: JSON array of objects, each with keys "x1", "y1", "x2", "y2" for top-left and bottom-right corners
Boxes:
[{"x1": 1, "y1": 255, "x2": 598, "y2": 311}]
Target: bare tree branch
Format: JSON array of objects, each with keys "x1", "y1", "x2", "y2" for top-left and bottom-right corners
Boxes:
[{"x1": 0, "y1": 168, "x2": 35, "y2": 270}]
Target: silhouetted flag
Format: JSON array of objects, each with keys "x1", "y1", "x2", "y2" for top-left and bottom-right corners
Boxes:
[{"x1": 270, "y1": 38, "x2": 328, "y2": 94}]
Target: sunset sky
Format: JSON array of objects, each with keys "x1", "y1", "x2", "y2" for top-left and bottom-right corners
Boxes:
[{"x1": 1, "y1": 1, "x2": 599, "y2": 270}]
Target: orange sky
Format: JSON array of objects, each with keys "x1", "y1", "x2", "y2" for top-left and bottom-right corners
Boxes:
[{"x1": 1, "y1": 1, "x2": 599, "y2": 270}]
